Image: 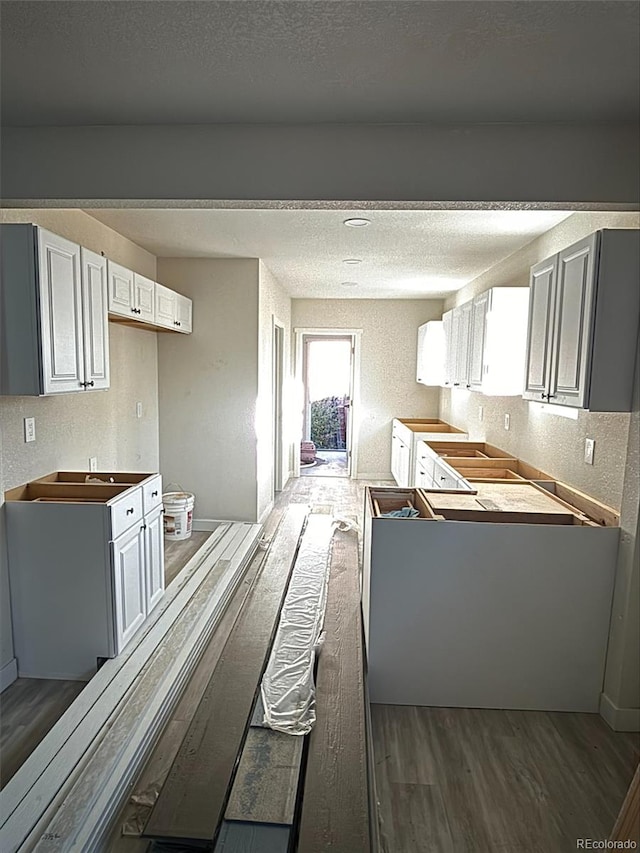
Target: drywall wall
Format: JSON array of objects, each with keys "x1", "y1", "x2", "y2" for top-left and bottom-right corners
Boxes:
[
  {"x1": 439, "y1": 210, "x2": 640, "y2": 726},
  {"x1": 0, "y1": 209, "x2": 159, "y2": 686},
  {"x1": 2, "y1": 123, "x2": 639, "y2": 204},
  {"x1": 291, "y1": 298, "x2": 443, "y2": 478},
  {"x1": 156, "y1": 258, "x2": 261, "y2": 522},
  {"x1": 257, "y1": 262, "x2": 292, "y2": 521}
]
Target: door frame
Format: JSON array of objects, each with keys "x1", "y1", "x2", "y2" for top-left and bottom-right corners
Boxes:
[
  {"x1": 272, "y1": 317, "x2": 285, "y2": 496},
  {"x1": 293, "y1": 327, "x2": 362, "y2": 479}
]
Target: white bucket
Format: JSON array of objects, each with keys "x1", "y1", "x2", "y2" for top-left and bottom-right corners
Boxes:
[{"x1": 163, "y1": 491, "x2": 194, "y2": 540}]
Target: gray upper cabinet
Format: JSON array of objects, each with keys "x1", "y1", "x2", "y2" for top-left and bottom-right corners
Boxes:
[
  {"x1": 1, "y1": 225, "x2": 109, "y2": 395},
  {"x1": 523, "y1": 229, "x2": 639, "y2": 411}
]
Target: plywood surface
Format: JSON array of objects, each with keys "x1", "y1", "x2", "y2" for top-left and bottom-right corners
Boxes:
[{"x1": 425, "y1": 482, "x2": 575, "y2": 516}]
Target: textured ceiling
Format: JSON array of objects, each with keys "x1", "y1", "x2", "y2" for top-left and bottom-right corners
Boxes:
[
  {"x1": 86, "y1": 208, "x2": 573, "y2": 298},
  {"x1": 2, "y1": 1, "x2": 639, "y2": 125}
]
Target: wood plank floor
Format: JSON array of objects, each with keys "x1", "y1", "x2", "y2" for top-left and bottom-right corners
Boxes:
[
  {"x1": 372, "y1": 704, "x2": 640, "y2": 852},
  {"x1": 0, "y1": 531, "x2": 211, "y2": 791}
]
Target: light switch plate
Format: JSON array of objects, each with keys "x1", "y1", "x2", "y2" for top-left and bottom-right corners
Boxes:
[
  {"x1": 504, "y1": 413, "x2": 510, "y2": 431},
  {"x1": 24, "y1": 417, "x2": 36, "y2": 442},
  {"x1": 478, "y1": 406, "x2": 484, "y2": 422},
  {"x1": 136, "y1": 402, "x2": 143, "y2": 419},
  {"x1": 584, "y1": 438, "x2": 595, "y2": 465},
  {"x1": 89, "y1": 457, "x2": 98, "y2": 471}
]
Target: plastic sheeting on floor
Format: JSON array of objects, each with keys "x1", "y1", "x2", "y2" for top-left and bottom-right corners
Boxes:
[{"x1": 260, "y1": 513, "x2": 333, "y2": 735}]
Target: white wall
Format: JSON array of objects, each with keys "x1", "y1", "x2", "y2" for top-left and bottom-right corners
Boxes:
[
  {"x1": 291, "y1": 299, "x2": 443, "y2": 478},
  {"x1": 257, "y1": 262, "x2": 292, "y2": 521},
  {"x1": 2, "y1": 123, "x2": 639, "y2": 204},
  {"x1": 439, "y1": 210, "x2": 640, "y2": 726},
  {"x1": 156, "y1": 258, "x2": 261, "y2": 522},
  {"x1": 0, "y1": 209, "x2": 159, "y2": 686}
]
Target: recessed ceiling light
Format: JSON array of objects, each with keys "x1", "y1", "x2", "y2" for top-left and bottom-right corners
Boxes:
[
  {"x1": 343, "y1": 218, "x2": 371, "y2": 228},
  {"x1": 341, "y1": 281, "x2": 359, "y2": 287},
  {"x1": 343, "y1": 258, "x2": 362, "y2": 265}
]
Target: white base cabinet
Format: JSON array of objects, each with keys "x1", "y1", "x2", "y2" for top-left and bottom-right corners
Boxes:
[
  {"x1": 5, "y1": 472, "x2": 164, "y2": 679},
  {"x1": 363, "y1": 487, "x2": 619, "y2": 712},
  {"x1": 391, "y1": 419, "x2": 468, "y2": 487}
]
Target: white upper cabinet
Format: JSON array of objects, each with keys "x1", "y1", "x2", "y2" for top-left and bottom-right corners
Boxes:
[
  {"x1": 442, "y1": 310, "x2": 455, "y2": 387},
  {"x1": 134, "y1": 273, "x2": 156, "y2": 324},
  {"x1": 416, "y1": 320, "x2": 445, "y2": 386},
  {"x1": 471, "y1": 288, "x2": 530, "y2": 396},
  {"x1": 452, "y1": 301, "x2": 472, "y2": 388},
  {"x1": 155, "y1": 282, "x2": 177, "y2": 329},
  {"x1": 155, "y1": 283, "x2": 192, "y2": 333},
  {"x1": 523, "y1": 229, "x2": 639, "y2": 411},
  {"x1": 107, "y1": 260, "x2": 135, "y2": 318},
  {"x1": 0, "y1": 225, "x2": 109, "y2": 395},
  {"x1": 175, "y1": 293, "x2": 193, "y2": 334}
]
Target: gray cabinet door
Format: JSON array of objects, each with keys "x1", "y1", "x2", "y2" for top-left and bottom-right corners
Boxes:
[
  {"x1": 548, "y1": 233, "x2": 598, "y2": 408},
  {"x1": 523, "y1": 256, "x2": 557, "y2": 401},
  {"x1": 81, "y1": 248, "x2": 110, "y2": 391},
  {"x1": 468, "y1": 291, "x2": 490, "y2": 390},
  {"x1": 112, "y1": 524, "x2": 147, "y2": 654},
  {"x1": 37, "y1": 228, "x2": 84, "y2": 394}
]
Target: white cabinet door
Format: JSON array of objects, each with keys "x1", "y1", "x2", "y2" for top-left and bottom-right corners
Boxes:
[
  {"x1": 37, "y1": 229, "x2": 84, "y2": 394},
  {"x1": 468, "y1": 291, "x2": 490, "y2": 390},
  {"x1": 107, "y1": 260, "x2": 135, "y2": 318},
  {"x1": 176, "y1": 293, "x2": 193, "y2": 333},
  {"x1": 134, "y1": 273, "x2": 156, "y2": 324},
  {"x1": 391, "y1": 434, "x2": 410, "y2": 486},
  {"x1": 155, "y1": 283, "x2": 177, "y2": 329},
  {"x1": 112, "y1": 524, "x2": 147, "y2": 654},
  {"x1": 80, "y1": 248, "x2": 110, "y2": 391},
  {"x1": 453, "y1": 301, "x2": 472, "y2": 388},
  {"x1": 416, "y1": 320, "x2": 445, "y2": 386},
  {"x1": 442, "y1": 310, "x2": 454, "y2": 387},
  {"x1": 523, "y1": 257, "x2": 557, "y2": 401},
  {"x1": 145, "y1": 507, "x2": 165, "y2": 613},
  {"x1": 548, "y1": 234, "x2": 597, "y2": 408}
]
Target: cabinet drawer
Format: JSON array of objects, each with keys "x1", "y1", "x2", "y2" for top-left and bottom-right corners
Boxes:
[
  {"x1": 110, "y1": 487, "x2": 143, "y2": 539},
  {"x1": 433, "y1": 459, "x2": 459, "y2": 490},
  {"x1": 142, "y1": 475, "x2": 163, "y2": 515}
]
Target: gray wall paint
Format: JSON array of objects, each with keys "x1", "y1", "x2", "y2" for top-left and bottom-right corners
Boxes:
[
  {"x1": 0, "y1": 210, "x2": 160, "y2": 677},
  {"x1": 291, "y1": 298, "x2": 443, "y2": 478},
  {"x1": 157, "y1": 258, "x2": 261, "y2": 522},
  {"x1": 2, "y1": 124, "x2": 639, "y2": 204},
  {"x1": 439, "y1": 210, "x2": 640, "y2": 718},
  {"x1": 257, "y1": 262, "x2": 292, "y2": 521}
]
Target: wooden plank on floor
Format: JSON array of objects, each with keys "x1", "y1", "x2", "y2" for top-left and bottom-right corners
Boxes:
[
  {"x1": 118, "y1": 519, "x2": 278, "y2": 839},
  {"x1": 225, "y1": 728, "x2": 303, "y2": 825},
  {"x1": 297, "y1": 527, "x2": 372, "y2": 853},
  {"x1": 215, "y1": 821, "x2": 290, "y2": 853},
  {"x1": 143, "y1": 505, "x2": 308, "y2": 845}
]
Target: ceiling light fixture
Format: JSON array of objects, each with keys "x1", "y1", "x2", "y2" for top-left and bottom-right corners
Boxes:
[
  {"x1": 343, "y1": 218, "x2": 371, "y2": 228},
  {"x1": 343, "y1": 258, "x2": 362, "y2": 265},
  {"x1": 341, "y1": 281, "x2": 359, "y2": 287}
]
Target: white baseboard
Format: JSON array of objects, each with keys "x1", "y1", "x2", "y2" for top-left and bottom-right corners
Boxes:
[
  {"x1": 600, "y1": 692, "x2": 640, "y2": 731},
  {"x1": 259, "y1": 501, "x2": 274, "y2": 525},
  {"x1": 1, "y1": 657, "x2": 18, "y2": 692},
  {"x1": 192, "y1": 519, "x2": 222, "y2": 532},
  {"x1": 355, "y1": 473, "x2": 394, "y2": 481}
]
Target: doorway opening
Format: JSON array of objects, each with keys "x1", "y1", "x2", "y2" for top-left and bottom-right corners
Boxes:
[{"x1": 294, "y1": 329, "x2": 361, "y2": 479}]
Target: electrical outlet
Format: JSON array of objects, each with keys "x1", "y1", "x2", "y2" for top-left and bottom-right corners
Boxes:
[
  {"x1": 478, "y1": 406, "x2": 484, "y2": 422},
  {"x1": 504, "y1": 413, "x2": 510, "y2": 431},
  {"x1": 584, "y1": 438, "x2": 595, "y2": 465},
  {"x1": 136, "y1": 401, "x2": 143, "y2": 419},
  {"x1": 24, "y1": 417, "x2": 36, "y2": 443},
  {"x1": 89, "y1": 457, "x2": 98, "y2": 471}
]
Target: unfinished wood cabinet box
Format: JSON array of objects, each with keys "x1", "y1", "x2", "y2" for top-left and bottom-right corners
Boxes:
[
  {"x1": 391, "y1": 419, "x2": 468, "y2": 487},
  {"x1": 5, "y1": 471, "x2": 164, "y2": 680},
  {"x1": 362, "y1": 483, "x2": 619, "y2": 712}
]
